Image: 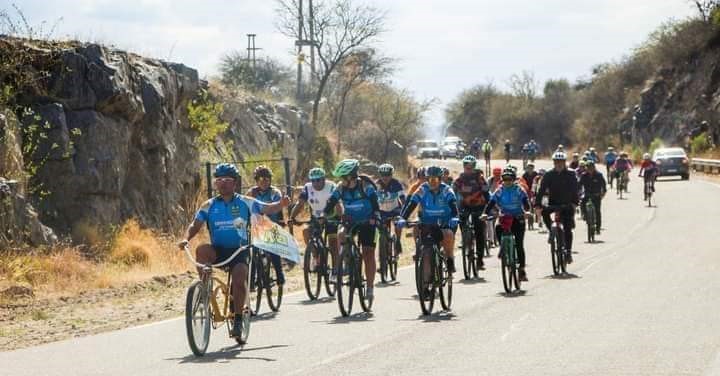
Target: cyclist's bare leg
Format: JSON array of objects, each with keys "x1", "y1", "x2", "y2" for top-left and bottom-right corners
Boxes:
[
  {"x1": 327, "y1": 234, "x2": 338, "y2": 271},
  {"x1": 195, "y1": 244, "x2": 217, "y2": 277},
  {"x1": 230, "y1": 263, "x2": 249, "y2": 313},
  {"x1": 362, "y1": 246, "x2": 376, "y2": 287},
  {"x1": 441, "y1": 229, "x2": 455, "y2": 259}
]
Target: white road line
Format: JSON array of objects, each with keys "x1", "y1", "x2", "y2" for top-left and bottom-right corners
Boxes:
[{"x1": 500, "y1": 313, "x2": 531, "y2": 342}]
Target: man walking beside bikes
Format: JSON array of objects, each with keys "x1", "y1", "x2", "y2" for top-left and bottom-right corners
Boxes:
[
  {"x1": 579, "y1": 161, "x2": 606, "y2": 234},
  {"x1": 453, "y1": 155, "x2": 491, "y2": 270},
  {"x1": 397, "y1": 166, "x2": 460, "y2": 273},
  {"x1": 179, "y1": 163, "x2": 289, "y2": 337},
  {"x1": 323, "y1": 159, "x2": 381, "y2": 302},
  {"x1": 535, "y1": 151, "x2": 579, "y2": 264},
  {"x1": 481, "y1": 167, "x2": 532, "y2": 281}
]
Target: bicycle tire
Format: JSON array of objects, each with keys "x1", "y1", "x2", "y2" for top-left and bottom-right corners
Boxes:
[
  {"x1": 265, "y1": 256, "x2": 283, "y2": 312},
  {"x1": 438, "y1": 250, "x2": 452, "y2": 311},
  {"x1": 557, "y1": 228, "x2": 567, "y2": 274},
  {"x1": 323, "y1": 247, "x2": 337, "y2": 297},
  {"x1": 417, "y1": 246, "x2": 435, "y2": 315},
  {"x1": 550, "y1": 228, "x2": 560, "y2": 276},
  {"x1": 185, "y1": 280, "x2": 211, "y2": 356},
  {"x1": 251, "y1": 253, "x2": 263, "y2": 315},
  {"x1": 586, "y1": 204, "x2": 595, "y2": 244},
  {"x1": 389, "y1": 235, "x2": 399, "y2": 281},
  {"x1": 336, "y1": 247, "x2": 355, "y2": 317},
  {"x1": 461, "y1": 225, "x2": 473, "y2": 280},
  {"x1": 379, "y1": 236, "x2": 389, "y2": 284},
  {"x1": 357, "y1": 246, "x2": 372, "y2": 312},
  {"x1": 303, "y1": 242, "x2": 322, "y2": 300}
]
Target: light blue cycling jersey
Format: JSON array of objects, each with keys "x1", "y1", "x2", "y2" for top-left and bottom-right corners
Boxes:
[
  {"x1": 195, "y1": 194, "x2": 264, "y2": 249},
  {"x1": 410, "y1": 183, "x2": 457, "y2": 225},
  {"x1": 488, "y1": 184, "x2": 529, "y2": 217}
]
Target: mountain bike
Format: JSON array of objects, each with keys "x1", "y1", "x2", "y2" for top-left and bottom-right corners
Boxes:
[
  {"x1": 616, "y1": 170, "x2": 629, "y2": 199},
  {"x1": 249, "y1": 247, "x2": 283, "y2": 315},
  {"x1": 544, "y1": 205, "x2": 571, "y2": 276},
  {"x1": 407, "y1": 221, "x2": 452, "y2": 315},
  {"x1": 459, "y1": 212, "x2": 478, "y2": 280},
  {"x1": 643, "y1": 175, "x2": 655, "y2": 207},
  {"x1": 335, "y1": 219, "x2": 373, "y2": 316},
  {"x1": 293, "y1": 219, "x2": 336, "y2": 300},
  {"x1": 484, "y1": 214, "x2": 497, "y2": 255},
  {"x1": 584, "y1": 197, "x2": 597, "y2": 243},
  {"x1": 498, "y1": 215, "x2": 521, "y2": 293},
  {"x1": 378, "y1": 218, "x2": 399, "y2": 283},
  {"x1": 183, "y1": 244, "x2": 252, "y2": 356}
]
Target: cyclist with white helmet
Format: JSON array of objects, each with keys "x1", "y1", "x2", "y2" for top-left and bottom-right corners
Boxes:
[
  {"x1": 638, "y1": 153, "x2": 659, "y2": 201},
  {"x1": 535, "y1": 151, "x2": 580, "y2": 263},
  {"x1": 453, "y1": 155, "x2": 491, "y2": 270},
  {"x1": 376, "y1": 163, "x2": 406, "y2": 254}
]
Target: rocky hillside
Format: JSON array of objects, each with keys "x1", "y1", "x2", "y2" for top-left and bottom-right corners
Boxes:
[{"x1": 0, "y1": 37, "x2": 309, "y2": 247}]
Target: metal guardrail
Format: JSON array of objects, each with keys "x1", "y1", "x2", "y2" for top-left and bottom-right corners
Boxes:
[{"x1": 690, "y1": 158, "x2": 720, "y2": 174}]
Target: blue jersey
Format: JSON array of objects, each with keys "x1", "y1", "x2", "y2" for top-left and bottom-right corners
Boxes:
[
  {"x1": 410, "y1": 183, "x2": 457, "y2": 225},
  {"x1": 376, "y1": 178, "x2": 405, "y2": 216},
  {"x1": 195, "y1": 194, "x2": 263, "y2": 249},
  {"x1": 488, "y1": 184, "x2": 528, "y2": 217},
  {"x1": 605, "y1": 152, "x2": 618, "y2": 165},
  {"x1": 248, "y1": 186, "x2": 283, "y2": 223},
  {"x1": 331, "y1": 180, "x2": 377, "y2": 222}
]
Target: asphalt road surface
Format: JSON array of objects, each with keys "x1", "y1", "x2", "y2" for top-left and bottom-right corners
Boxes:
[{"x1": 3, "y1": 159, "x2": 720, "y2": 375}]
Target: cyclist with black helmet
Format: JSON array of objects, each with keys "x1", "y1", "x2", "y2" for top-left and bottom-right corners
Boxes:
[
  {"x1": 247, "y1": 165, "x2": 290, "y2": 286},
  {"x1": 535, "y1": 151, "x2": 580, "y2": 263},
  {"x1": 397, "y1": 166, "x2": 460, "y2": 273},
  {"x1": 179, "y1": 163, "x2": 289, "y2": 337},
  {"x1": 376, "y1": 163, "x2": 406, "y2": 254},
  {"x1": 289, "y1": 167, "x2": 341, "y2": 278},
  {"x1": 453, "y1": 155, "x2": 491, "y2": 270},
  {"x1": 323, "y1": 159, "x2": 382, "y2": 302},
  {"x1": 481, "y1": 167, "x2": 532, "y2": 281},
  {"x1": 441, "y1": 167, "x2": 454, "y2": 186}
]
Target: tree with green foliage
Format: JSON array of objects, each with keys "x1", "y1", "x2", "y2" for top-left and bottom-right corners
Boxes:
[{"x1": 218, "y1": 53, "x2": 292, "y2": 92}]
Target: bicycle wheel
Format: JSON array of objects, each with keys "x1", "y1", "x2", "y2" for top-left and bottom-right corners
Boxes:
[
  {"x1": 461, "y1": 226, "x2": 473, "y2": 280},
  {"x1": 251, "y1": 254, "x2": 263, "y2": 315},
  {"x1": 416, "y1": 246, "x2": 435, "y2": 315},
  {"x1": 439, "y1": 252, "x2": 452, "y2": 311},
  {"x1": 500, "y1": 238, "x2": 512, "y2": 293},
  {"x1": 303, "y1": 243, "x2": 322, "y2": 300},
  {"x1": 323, "y1": 247, "x2": 337, "y2": 297},
  {"x1": 336, "y1": 247, "x2": 355, "y2": 317},
  {"x1": 389, "y1": 235, "x2": 399, "y2": 281},
  {"x1": 265, "y1": 256, "x2": 283, "y2": 312},
  {"x1": 185, "y1": 280, "x2": 211, "y2": 356},
  {"x1": 550, "y1": 228, "x2": 560, "y2": 276},
  {"x1": 378, "y1": 236, "x2": 389, "y2": 284},
  {"x1": 357, "y1": 248, "x2": 372, "y2": 312},
  {"x1": 586, "y1": 205, "x2": 595, "y2": 244},
  {"x1": 557, "y1": 228, "x2": 567, "y2": 274}
]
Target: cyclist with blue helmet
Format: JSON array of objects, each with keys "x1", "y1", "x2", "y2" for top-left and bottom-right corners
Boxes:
[
  {"x1": 323, "y1": 159, "x2": 381, "y2": 302},
  {"x1": 397, "y1": 166, "x2": 460, "y2": 274},
  {"x1": 179, "y1": 163, "x2": 289, "y2": 338}
]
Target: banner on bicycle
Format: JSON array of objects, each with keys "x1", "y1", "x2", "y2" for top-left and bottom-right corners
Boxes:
[{"x1": 250, "y1": 214, "x2": 300, "y2": 263}]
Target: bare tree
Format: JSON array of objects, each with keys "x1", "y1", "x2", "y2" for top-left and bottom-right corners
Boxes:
[
  {"x1": 276, "y1": 0, "x2": 386, "y2": 131},
  {"x1": 327, "y1": 48, "x2": 394, "y2": 155},
  {"x1": 508, "y1": 71, "x2": 538, "y2": 102},
  {"x1": 688, "y1": 0, "x2": 720, "y2": 21}
]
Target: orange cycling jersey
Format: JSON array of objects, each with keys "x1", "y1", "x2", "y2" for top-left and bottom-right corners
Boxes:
[{"x1": 453, "y1": 172, "x2": 488, "y2": 207}]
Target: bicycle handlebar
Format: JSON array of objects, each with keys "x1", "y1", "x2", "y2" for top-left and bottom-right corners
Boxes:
[{"x1": 183, "y1": 244, "x2": 251, "y2": 269}]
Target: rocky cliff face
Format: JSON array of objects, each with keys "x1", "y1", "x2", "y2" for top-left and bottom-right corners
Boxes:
[
  {"x1": 0, "y1": 37, "x2": 307, "y2": 245},
  {"x1": 621, "y1": 37, "x2": 720, "y2": 147}
]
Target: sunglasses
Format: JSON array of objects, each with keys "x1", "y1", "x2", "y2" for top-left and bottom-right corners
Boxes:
[
  {"x1": 256, "y1": 176, "x2": 271, "y2": 181},
  {"x1": 215, "y1": 177, "x2": 235, "y2": 183},
  {"x1": 311, "y1": 178, "x2": 324, "y2": 183},
  {"x1": 502, "y1": 177, "x2": 513, "y2": 182},
  {"x1": 428, "y1": 176, "x2": 441, "y2": 182}
]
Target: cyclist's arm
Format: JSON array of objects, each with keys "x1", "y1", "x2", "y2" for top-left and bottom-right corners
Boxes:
[
  {"x1": 323, "y1": 192, "x2": 341, "y2": 216},
  {"x1": 289, "y1": 197, "x2": 306, "y2": 219},
  {"x1": 535, "y1": 176, "x2": 548, "y2": 208},
  {"x1": 183, "y1": 219, "x2": 204, "y2": 242},
  {"x1": 400, "y1": 193, "x2": 421, "y2": 219}
]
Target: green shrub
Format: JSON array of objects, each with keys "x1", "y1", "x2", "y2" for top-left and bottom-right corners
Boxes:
[
  {"x1": 188, "y1": 90, "x2": 229, "y2": 156},
  {"x1": 691, "y1": 132, "x2": 711, "y2": 154},
  {"x1": 648, "y1": 137, "x2": 664, "y2": 154}
]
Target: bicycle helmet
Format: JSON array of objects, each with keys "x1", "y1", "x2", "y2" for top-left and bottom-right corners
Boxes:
[
  {"x1": 642, "y1": 153, "x2": 650, "y2": 160},
  {"x1": 538, "y1": 168, "x2": 546, "y2": 176},
  {"x1": 579, "y1": 160, "x2": 587, "y2": 167},
  {"x1": 572, "y1": 152, "x2": 580, "y2": 158},
  {"x1": 462, "y1": 155, "x2": 477, "y2": 167},
  {"x1": 501, "y1": 167, "x2": 516, "y2": 180},
  {"x1": 214, "y1": 163, "x2": 240, "y2": 179},
  {"x1": 506, "y1": 164, "x2": 518, "y2": 174},
  {"x1": 620, "y1": 151, "x2": 628, "y2": 157},
  {"x1": 608, "y1": 146, "x2": 614, "y2": 151},
  {"x1": 552, "y1": 151, "x2": 567, "y2": 160},
  {"x1": 590, "y1": 147, "x2": 596, "y2": 152},
  {"x1": 332, "y1": 159, "x2": 360, "y2": 178},
  {"x1": 253, "y1": 165, "x2": 272, "y2": 179},
  {"x1": 378, "y1": 163, "x2": 394, "y2": 176},
  {"x1": 442, "y1": 167, "x2": 450, "y2": 175},
  {"x1": 557, "y1": 144, "x2": 565, "y2": 150},
  {"x1": 416, "y1": 166, "x2": 427, "y2": 179},
  {"x1": 426, "y1": 165, "x2": 443, "y2": 177},
  {"x1": 586, "y1": 160, "x2": 595, "y2": 168},
  {"x1": 308, "y1": 167, "x2": 326, "y2": 180}
]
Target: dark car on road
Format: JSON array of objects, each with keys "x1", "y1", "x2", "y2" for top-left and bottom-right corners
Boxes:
[{"x1": 652, "y1": 147, "x2": 689, "y2": 180}]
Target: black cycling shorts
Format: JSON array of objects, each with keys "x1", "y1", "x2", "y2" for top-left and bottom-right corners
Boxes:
[
  {"x1": 214, "y1": 246, "x2": 250, "y2": 269},
  {"x1": 355, "y1": 223, "x2": 377, "y2": 248}
]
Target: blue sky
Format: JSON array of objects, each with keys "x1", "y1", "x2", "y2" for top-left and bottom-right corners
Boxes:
[{"x1": 7, "y1": 0, "x2": 697, "y2": 129}]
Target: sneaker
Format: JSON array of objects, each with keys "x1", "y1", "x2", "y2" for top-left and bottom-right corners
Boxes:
[
  {"x1": 446, "y1": 258, "x2": 456, "y2": 274},
  {"x1": 566, "y1": 251, "x2": 573, "y2": 264},
  {"x1": 231, "y1": 314, "x2": 243, "y2": 338},
  {"x1": 519, "y1": 268, "x2": 528, "y2": 282}
]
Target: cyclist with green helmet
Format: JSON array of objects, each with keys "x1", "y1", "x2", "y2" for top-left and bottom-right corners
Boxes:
[
  {"x1": 289, "y1": 167, "x2": 342, "y2": 278},
  {"x1": 376, "y1": 164, "x2": 406, "y2": 255},
  {"x1": 453, "y1": 155, "x2": 491, "y2": 270},
  {"x1": 323, "y1": 159, "x2": 382, "y2": 301}
]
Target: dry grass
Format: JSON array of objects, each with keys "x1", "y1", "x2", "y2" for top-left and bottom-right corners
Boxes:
[{"x1": 0, "y1": 219, "x2": 194, "y2": 298}]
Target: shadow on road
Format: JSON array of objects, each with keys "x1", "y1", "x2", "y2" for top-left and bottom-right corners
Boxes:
[
  {"x1": 251, "y1": 312, "x2": 278, "y2": 321},
  {"x1": 497, "y1": 290, "x2": 528, "y2": 298},
  {"x1": 293, "y1": 296, "x2": 335, "y2": 305},
  {"x1": 543, "y1": 273, "x2": 581, "y2": 280},
  {"x1": 167, "y1": 344, "x2": 289, "y2": 363},
  {"x1": 314, "y1": 312, "x2": 374, "y2": 325},
  {"x1": 417, "y1": 311, "x2": 456, "y2": 322},
  {"x1": 458, "y1": 277, "x2": 487, "y2": 285},
  {"x1": 376, "y1": 281, "x2": 401, "y2": 288}
]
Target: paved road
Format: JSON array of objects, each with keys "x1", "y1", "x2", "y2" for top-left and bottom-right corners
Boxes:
[{"x1": 3, "y1": 160, "x2": 720, "y2": 375}]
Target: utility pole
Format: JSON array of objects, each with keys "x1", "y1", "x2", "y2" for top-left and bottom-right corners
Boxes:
[
  {"x1": 309, "y1": 0, "x2": 315, "y2": 80},
  {"x1": 246, "y1": 34, "x2": 261, "y2": 70},
  {"x1": 295, "y1": 0, "x2": 305, "y2": 102}
]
